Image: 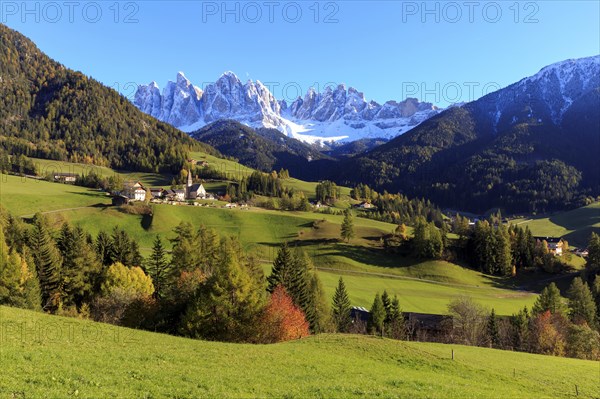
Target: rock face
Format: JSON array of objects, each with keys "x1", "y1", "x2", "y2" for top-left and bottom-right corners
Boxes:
[
  {"x1": 133, "y1": 72, "x2": 203, "y2": 128},
  {"x1": 475, "y1": 55, "x2": 600, "y2": 132},
  {"x1": 133, "y1": 72, "x2": 440, "y2": 144}
]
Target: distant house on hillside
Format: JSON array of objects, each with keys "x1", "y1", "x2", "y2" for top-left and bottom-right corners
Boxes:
[
  {"x1": 123, "y1": 181, "x2": 147, "y2": 201},
  {"x1": 534, "y1": 237, "x2": 564, "y2": 255},
  {"x1": 150, "y1": 188, "x2": 165, "y2": 199},
  {"x1": 174, "y1": 189, "x2": 186, "y2": 202},
  {"x1": 53, "y1": 172, "x2": 78, "y2": 183},
  {"x1": 350, "y1": 306, "x2": 370, "y2": 324},
  {"x1": 355, "y1": 201, "x2": 374, "y2": 209}
]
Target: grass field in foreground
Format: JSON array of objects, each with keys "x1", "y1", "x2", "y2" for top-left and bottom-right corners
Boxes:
[{"x1": 0, "y1": 306, "x2": 597, "y2": 399}]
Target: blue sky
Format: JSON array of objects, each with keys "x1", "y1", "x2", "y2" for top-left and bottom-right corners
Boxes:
[{"x1": 3, "y1": 1, "x2": 599, "y2": 106}]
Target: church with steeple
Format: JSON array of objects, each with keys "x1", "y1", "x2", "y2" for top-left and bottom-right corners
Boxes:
[{"x1": 186, "y1": 168, "x2": 207, "y2": 200}]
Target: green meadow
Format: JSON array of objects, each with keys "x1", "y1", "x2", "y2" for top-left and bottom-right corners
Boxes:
[
  {"x1": 0, "y1": 306, "x2": 597, "y2": 399},
  {"x1": 0, "y1": 172, "x2": 537, "y2": 315},
  {"x1": 515, "y1": 202, "x2": 600, "y2": 247}
]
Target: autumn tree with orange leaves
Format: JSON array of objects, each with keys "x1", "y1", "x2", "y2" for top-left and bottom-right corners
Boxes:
[{"x1": 259, "y1": 285, "x2": 310, "y2": 343}]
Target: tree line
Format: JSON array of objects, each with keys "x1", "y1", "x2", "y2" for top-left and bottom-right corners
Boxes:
[
  {"x1": 351, "y1": 183, "x2": 444, "y2": 226},
  {"x1": 0, "y1": 206, "x2": 339, "y2": 343}
]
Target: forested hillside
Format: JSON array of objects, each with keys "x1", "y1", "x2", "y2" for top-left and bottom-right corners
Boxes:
[
  {"x1": 0, "y1": 23, "x2": 215, "y2": 173},
  {"x1": 330, "y1": 58, "x2": 600, "y2": 213},
  {"x1": 191, "y1": 120, "x2": 330, "y2": 173}
]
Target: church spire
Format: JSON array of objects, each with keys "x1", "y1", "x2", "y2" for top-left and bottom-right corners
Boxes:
[{"x1": 187, "y1": 168, "x2": 193, "y2": 187}]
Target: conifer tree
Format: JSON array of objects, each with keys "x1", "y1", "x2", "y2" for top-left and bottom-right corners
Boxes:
[
  {"x1": 295, "y1": 250, "x2": 329, "y2": 333},
  {"x1": 146, "y1": 235, "x2": 171, "y2": 299},
  {"x1": 19, "y1": 246, "x2": 41, "y2": 310},
  {"x1": 267, "y1": 243, "x2": 297, "y2": 293},
  {"x1": 58, "y1": 224, "x2": 102, "y2": 307},
  {"x1": 331, "y1": 277, "x2": 352, "y2": 333},
  {"x1": 29, "y1": 213, "x2": 62, "y2": 311},
  {"x1": 109, "y1": 227, "x2": 142, "y2": 267},
  {"x1": 586, "y1": 233, "x2": 600, "y2": 276},
  {"x1": 511, "y1": 307, "x2": 530, "y2": 351},
  {"x1": 487, "y1": 308, "x2": 500, "y2": 348},
  {"x1": 592, "y1": 276, "x2": 600, "y2": 323},
  {"x1": 494, "y1": 224, "x2": 513, "y2": 276},
  {"x1": 381, "y1": 290, "x2": 392, "y2": 322},
  {"x1": 532, "y1": 283, "x2": 567, "y2": 316},
  {"x1": 95, "y1": 230, "x2": 113, "y2": 267},
  {"x1": 340, "y1": 210, "x2": 355, "y2": 243},
  {"x1": 387, "y1": 295, "x2": 405, "y2": 339},
  {"x1": 0, "y1": 228, "x2": 22, "y2": 306},
  {"x1": 567, "y1": 277, "x2": 597, "y2": 328},
  {"x1": 181, "y1": 237, "x2": 265, "y2": 342},
  {"x1": 369, "y1": 293, "x2": 386, "y2": 335}
]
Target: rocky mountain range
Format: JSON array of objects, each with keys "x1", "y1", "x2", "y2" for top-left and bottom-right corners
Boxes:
[{"x1": 133, "y1": 72, "x2": 441, "y2": 144}]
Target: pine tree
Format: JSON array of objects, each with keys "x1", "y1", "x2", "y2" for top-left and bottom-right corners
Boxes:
[
  {"x1": 295, "y1": 251, "x2": 329, "y2": 333},
  {"x1": 29, "y1": 213, "x2": 62, "y2": 311},
  {"x1": 487, "y1": 309, "x2": 500, "y2": 348},
  {"x1": 387, "y1": 295, "x2": 405, "y2": 339},
  {"x1": 369, "y1": 293, "x2": 386, "y2": 335},
  {"x1": 181, "y1": 237, "x2": 265, "y2": 342},
  {"x1": 109, "y1": 227, "x2": 142, "y2": 267},
  {"x1": 494, "y1": 224, "x2": 513, "y2": 276},
  {"x1": 532, "y1": 283, "x2": 567, "y2": 316},
  {"x1": 146, "y1": 235, "x2": 171, "y2": 299},
  {"x1": 592, "y1": 276, "x2": 600, "y2": 323},
  {"x1": 95, "y1": 230, "x2": 113, "y2": 267},
  {"x1": 567, "y1": 277, "x2": 597, "y2": 328},
  {"x1": 381, "y1": 290, "x2": 392, "y2": 322},
  {"x1": 58, "y1": 224, "x2": 102, "y2": 307},
  {"x1": 19, "y1": 246, "x2": 41, "y2": 310},
  {"x1": 511, "y1": 307, "x2": 530, "y2": 351},
  {"x1": 340, "y1": 210, "x2": 355, "y2": 243},
  {"x1": 586, "y1": 232, "x2": 600, "y2": 276},
  {"x1": 0, "y1": 228, "x2": 21, "y2": 305},
  {"x1": 267, "y1": 243, "x2": 298, "y2": 293},
  {"x1": 331, "y1": 277, "x2": 352, "y2": 333}
]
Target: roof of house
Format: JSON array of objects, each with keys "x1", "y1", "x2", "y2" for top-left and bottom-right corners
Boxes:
[
  {"x1": 54, "y1": 172, "x2": 78, "y2": 177},
  {"x1": 534, "y1": 236, "x2": 562, "y2": 243},
  {"x1": 189, "y1": 183, "x2": 205, "y2": 192},
  {"x1": 405, "y1": 312, "x2": 447, "y2": 330},
  {"x1": 112, "y1": 194, "x2": 129, "y2": 201}
]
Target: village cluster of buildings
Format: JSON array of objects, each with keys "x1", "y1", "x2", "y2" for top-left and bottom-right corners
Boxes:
[{"x1": 112, "y1": 170, "x2": 215, "y2": 206}]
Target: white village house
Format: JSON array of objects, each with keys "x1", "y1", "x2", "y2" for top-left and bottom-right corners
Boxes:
[{"x1": 123, "y1": 181, "x2": 147, "y2": 202}]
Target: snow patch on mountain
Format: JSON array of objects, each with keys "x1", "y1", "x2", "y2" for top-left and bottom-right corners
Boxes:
[{"x1": 133, "y1": 72, "x2": 441, "y2": 144}]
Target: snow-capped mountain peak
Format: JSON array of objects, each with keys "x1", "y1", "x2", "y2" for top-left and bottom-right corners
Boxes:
[
  {"x1": 133, "y1": 71, "x2": 441, "y2": 143},
  {"x1": 480, "y1": 55, "x2": 600, "y2": 130}
]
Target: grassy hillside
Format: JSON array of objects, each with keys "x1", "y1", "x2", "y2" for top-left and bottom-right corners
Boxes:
[
  {"x1": 0, "y1": 173, "x2": 111, "y2": 216},
  {"x1": 516, "y1": 202, "x2": 600, "y2": 247},
  {"x1": 1, "y1": 306, "x2": 597, "y2": 399},
  {"x1": 0, "y1": 174, "x2": 536, "y2": 315}
]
